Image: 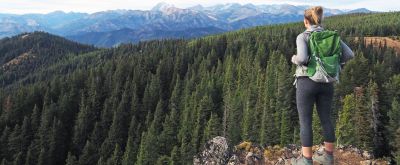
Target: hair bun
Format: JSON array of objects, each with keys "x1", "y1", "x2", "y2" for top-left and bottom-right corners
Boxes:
[
  {"x1": 313, "y1": 6, "x2": 323, "y2": 15},
  {"x1": 304, "y1": 6, "x2": 324, "y2": 25}
]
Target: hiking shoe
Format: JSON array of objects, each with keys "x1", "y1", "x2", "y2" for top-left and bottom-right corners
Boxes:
[
  {"x1": 290, "y1": 155, "x2": 313, "y2": 165},
  {"x1": 313, "y1": 150, "x2": 334, "y2": 165}
]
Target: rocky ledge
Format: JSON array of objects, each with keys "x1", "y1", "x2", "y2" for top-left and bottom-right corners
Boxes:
[{"x1": 194, "y1": 136, "x2": 390, "y2": 165}]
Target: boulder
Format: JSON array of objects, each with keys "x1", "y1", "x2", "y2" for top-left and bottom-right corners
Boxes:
[
  {"x1": 193, "y1": 136, "x2": 230, "y2": 165},
  {"x1": 360, "y1": 160, "x2": 372, "y2": 165},
  {"x1": 362, "y1": 150, "x2": 373, "y2": 159},
  {"x1": 228, "y1": 155, "x2": 240, "y2": 165}
]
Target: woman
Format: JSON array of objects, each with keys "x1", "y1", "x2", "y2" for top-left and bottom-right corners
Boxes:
[{"x1": 290, "y1": 6, "x2": 354, "y2": 165}]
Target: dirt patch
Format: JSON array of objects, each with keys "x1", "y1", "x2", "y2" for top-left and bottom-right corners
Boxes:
[
  {"x1": 2, "y1": 51, "x2": 36, "y2": 69},
  {"x1": 355, "y1": 36, "x2": 400, "y2": 54}
]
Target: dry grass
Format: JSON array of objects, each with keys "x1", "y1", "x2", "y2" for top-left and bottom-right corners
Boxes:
[
  {"x1": 2, "y1": 51, "x2": 36, "y2": 70},
  {"x1": 356, "y1": 36, "x2": 400, "y2": 54}
]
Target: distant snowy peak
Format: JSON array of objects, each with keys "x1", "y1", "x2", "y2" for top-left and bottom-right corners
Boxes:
[
  {"x1": 187, "y1": 3, "x2": 372, "y2": 16},
  {"x1": 152, "y1": 2, "x2": 176, "y2": 12}
]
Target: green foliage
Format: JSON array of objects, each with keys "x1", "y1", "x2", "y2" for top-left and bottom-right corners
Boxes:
[
  {"x1": 65, "y1": 152, "x2": 77, "y2": 165},
  {"x1": 0, "y1": 12, "x2": 400, "y2": 165},
  {"x1": 354, "y1": 87, "x2": 374, "y2": 151},
  {"x1": 394, "y1": 128, "x2": 400, "y2": 164},
  {"x1": 335, "y1": 94, "x2": 356, "y2": 145}
]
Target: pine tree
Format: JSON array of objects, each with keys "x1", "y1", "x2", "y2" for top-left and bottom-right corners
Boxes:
[
  {"x1": 1, "y1": 158, "x2": 7, "y2": 165},
  {"x1": 177, "y1": 82, "x2": 196, "y2": 164},
  {"x1": 203, "y1": 113, "x2": 221, "y2": 143},
  {"x1": 30, "y1": 105, "x2": 41, "y2": 136},
  {"x1": 79, "y1": 140, "x2": 98, "y2": 165},
  {"x1": 156, "y1": 155, "x2": 171, "y2": 165},
  {"x1": 354, "y1": 87, "x2": 373, "y2": 151},
  {"x1": 169, "y1": 146, "x2": 180, "y2": 165},
  {"x1": 72, "y1": 93, "x2": 93, "y2": 155},
  {"x1": 100, "y1": 89, "x2": 131, "y2": 159},
  {"x1": 260, "y1": 52, "x2": 279, "y2": 145},
  {"x1": 158, "y1": 108, "x2": 179, "y2": 156},
  {"x1": 191, "y1": 95, "x2": 213, "y2": 152},
  {"x1": 136, "y1": 132, "x2": 149, "y2": 165},
  {"x1": 107, "y1": 144, "x2": 123, "y2": 165},
  {"x1": 48, "y1": 118, "x2": 68, "y2": 165},
  {"x1": 122, "y1": 117, "x2": 141, "y2": 165},
  {"x1": 8, "y1": 124, "x2": 22, "y2": 159},
  {"x1": 280, "y1": 107, "x2": 291, "y2": 146},
  {"x1": 136, "y1": 100, "x2": 165, "y2": 165},
  {"x1": 12, "y1": 152, "x2": 23, "y2": 165},
  {"x1": 65, "y1": 152, "x2": 78, "y2": 165},
  {"x1": 394, "y1": 128, "x2": 400, "y2": 164},
  {"x1": 37, "y1": 148, "x2": 48, "y2": 165},
  {"x1": 226, "y1": 91, "x2": 242, "y2": 146},
  {"x1": 389, "y1": 99, "x2": 400, "y2": 146},
  {"x1": 20, "y1": 116, "x2": 32, "y2": 157},
  {"x1": 335, "y1": 94, "x2": 356, "y2": 145},
  {"x1": 24, "y1": 148, "x2": 34, "y2": 165},
  {"x1": 276, "y1": 53, "x2": 293, "y2": 146},
  {"x1": 367, "y1": 81, "x2": 387, "y2": 156}
]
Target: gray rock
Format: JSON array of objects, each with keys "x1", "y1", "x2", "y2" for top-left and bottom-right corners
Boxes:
[
  {"x1": 360, "y1": 160, "x2": 372, "y2": 165},
  {"x1": 362, "y1": 151, "x2": 373, "y2": 160},
  {"x1": 193, "y1": 136, "x2": 230, "y2": 165},
  {"x1": 227, "y1": 155, "x2": 240, "y2": 165}
]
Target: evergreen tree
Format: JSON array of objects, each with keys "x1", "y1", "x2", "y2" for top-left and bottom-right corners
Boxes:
[
  {"x1": 394, "y1": 128, "x2": 400, "y2": 164},
  {"x1": 136, "y1": 100, "x2": 165, "y2": 165},
  {"x1": 203, "y1": 113, "x2": 221, "y2": 143},
  {"x1": 72, "y1": 93, "x2": 93, "y2": 155},
  {"x1": 79, "y1": 140, "x2": 97, "y2": 165},
  {"x1": 122, "y1": 117, "x2": 141, "y2": 165},
  {"x1": 336, "y1": 94, "x2": 356, "y2": 145},
  {"x1": 8, "y1": 124, "x2": 21, "y2": 160},
  {"x1": 260, "y1": 52, "x2": 279, "y2": 145},
  {"x1": 276, "y1": 53, "x2": 293, "y2": 146},
  {"x1": 24, "y1": 149, "x2": 33, "y2": 165},
  {"x1": 65, "y1": 152, "x2": 78, "y2": 165},
  {"x1": 156, "y1": 156, "x2": 170, "y2": 165},
  {"x1": 388, "y1": 98, "x2": 400, "y2": 145},
  {"x1": 367, "y1": 81, "x2": 387, "y2": 156},
  {"x1": 191, "y1": 95, "x2": 213, "y2": 152},
  {"x1": 169, "y1": 146, "x2": 180, "y2": 165},
  {"x1": 100, "y1": 89, "x2": 131, "y2": 159},
  {"x1": 107, "y1": 144, "x2": 122, "y2": 165},
  {"x1": 354, "y1": 87, "x2": 373, "y2": 151},
  {"x1": 12, "y1": 152, "x2": 22, "y2": 165}
]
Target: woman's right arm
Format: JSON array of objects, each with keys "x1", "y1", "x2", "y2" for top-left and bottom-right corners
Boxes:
[{"x1": 292, "y1": 33, "x2": 309, "y2": 65}]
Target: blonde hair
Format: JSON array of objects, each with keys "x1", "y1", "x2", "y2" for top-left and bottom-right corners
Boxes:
[{"x1": 304, "y1": 6, "x2": 323, "y2": 25}]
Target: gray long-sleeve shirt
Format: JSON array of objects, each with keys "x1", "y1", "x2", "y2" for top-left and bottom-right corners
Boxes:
[{"x1": 293, "y1": 25, "x2": 354, "y2": 77}]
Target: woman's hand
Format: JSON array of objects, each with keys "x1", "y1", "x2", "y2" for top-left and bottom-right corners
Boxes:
[{"x1": 291, "y1": 55, "x2": 299, "y2": 65}]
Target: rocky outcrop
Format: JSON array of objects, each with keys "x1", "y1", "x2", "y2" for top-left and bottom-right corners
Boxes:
[
  {"x1": 194, "y1": 136, "x2": 230, "y2": 165},
  {"x1": 194, "y1": 137, "x2": 390, "y2": 165}
]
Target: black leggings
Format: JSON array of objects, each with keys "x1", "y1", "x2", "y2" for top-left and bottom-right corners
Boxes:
[{"x1": 296, "y1": 77, "x2": 336, "y2": 147}]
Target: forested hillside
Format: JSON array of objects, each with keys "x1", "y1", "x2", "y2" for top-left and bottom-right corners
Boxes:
[
  {"x1": 0, "y1": 12, "x2": 400, "y2": 165},
  {"x1": 0, "y1": 32, "x2": 95, "y2": 87}
]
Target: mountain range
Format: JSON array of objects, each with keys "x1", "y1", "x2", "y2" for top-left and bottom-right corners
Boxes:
[
  {"x1": 0, "y1": 11, "x2": 399, "y2": 165},
  {"x1": 0, "y1": 2, "x2": 372, "y2": 47}
]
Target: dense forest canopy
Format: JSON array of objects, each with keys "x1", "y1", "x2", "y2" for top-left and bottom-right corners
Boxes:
[{"x1": 0, "y1": 12, "x2": 400, "y2": 164}]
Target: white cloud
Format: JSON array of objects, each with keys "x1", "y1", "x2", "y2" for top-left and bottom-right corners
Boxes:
[{"x1": 0, "y1": 0, "x2": 398, "y2": 14}]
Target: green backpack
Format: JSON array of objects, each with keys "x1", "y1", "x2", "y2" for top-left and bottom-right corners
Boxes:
[{"x1": 307, "y1": 30, "x2": 342, "y2": 83}]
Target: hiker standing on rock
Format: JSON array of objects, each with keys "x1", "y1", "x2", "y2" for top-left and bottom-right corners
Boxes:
[{"x1": 290, "y1": 6, "x2": 354, "y2": 165}]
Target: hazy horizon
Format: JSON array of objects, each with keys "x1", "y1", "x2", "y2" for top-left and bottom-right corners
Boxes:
[{"x1": 0, "y1": 0, "x2": 399, "y2": 14}]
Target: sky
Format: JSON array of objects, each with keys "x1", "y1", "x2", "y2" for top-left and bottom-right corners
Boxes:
[{"x1": 0, "y1": 0, "x2": 399, "y2": 14}]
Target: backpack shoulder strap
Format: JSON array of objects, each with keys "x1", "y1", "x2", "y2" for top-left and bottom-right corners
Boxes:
[{"x1": 308, "y1": 31, "x2": 320, "y2": 58}]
